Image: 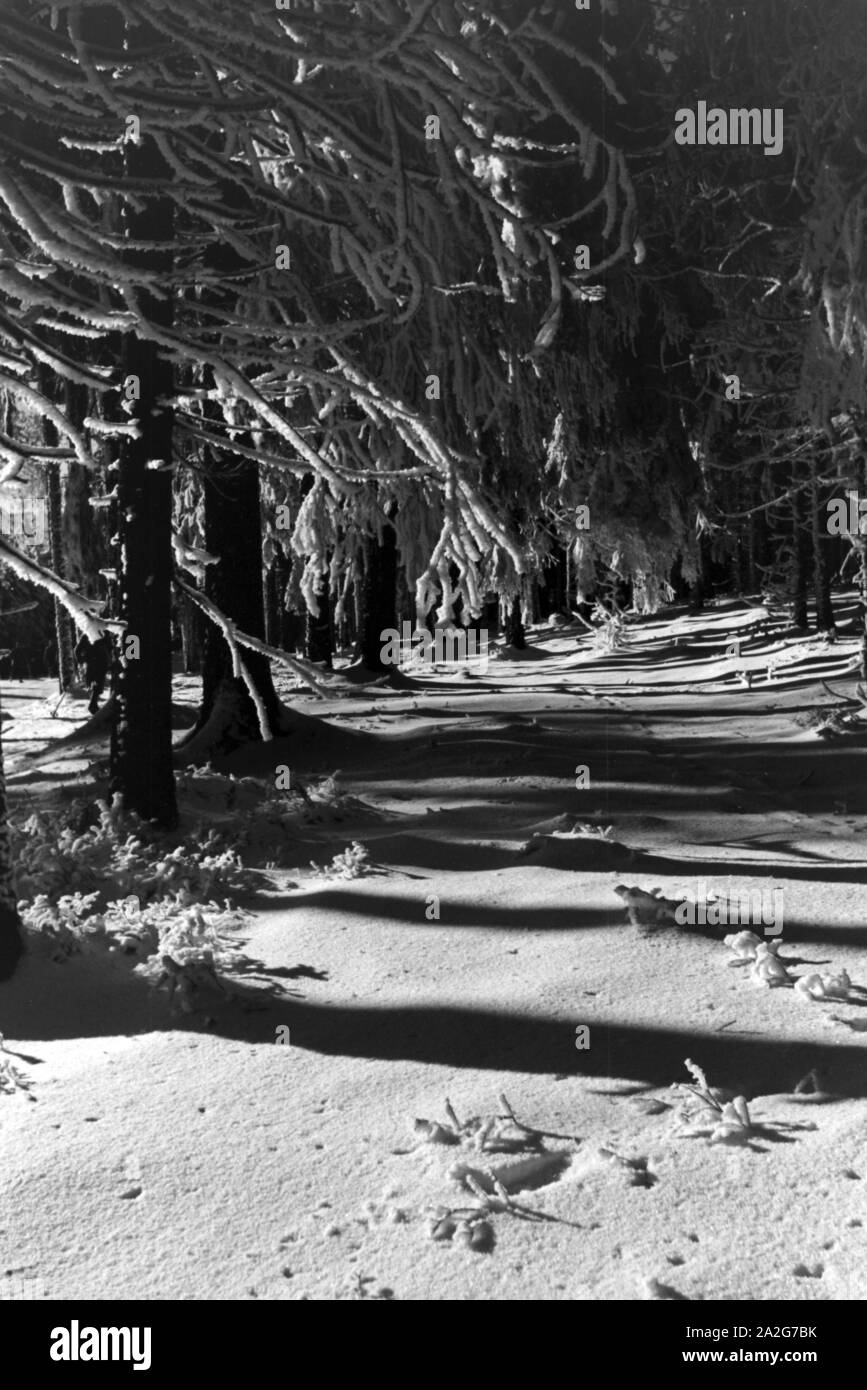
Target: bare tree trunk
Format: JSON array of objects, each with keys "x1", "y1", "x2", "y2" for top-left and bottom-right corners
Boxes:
[
  {"x1": 791, "y1": 483, "x2": 810, "y2": 629},
  {"x1": 37, "y1": 365, "x2": 75, "y2": 692},
  {"x1": 811, "y1": 453, "x2": 835, "y2": 631},
  {"x1": 565, "y1": 543, "x2": 572, "y2": 611},
  {"x1": 182, "y1": 453, "x2": 282, "y2": 756},
  {"x1": 357, "y1": 522, "x2": 397, "y2": 671},
  {"x1": 45, "y1": 460, "x2": 76, "y2": 692},
  {"x1": 109, "y1": 33, "x2": 177, "y2": 828},
  {"x1": 178, "y1": 587, "x2": 203, "y2": 674},
  {"x1": 305, "y1": 596, "x2": 333, "y2": 667},
  {"x1": 504, "y1": 594, "x2": 526, "y2": 649},
  {"x1": 856, "y1": 450, "x2": 867, "y2": 679},
  {"x1": 0, "y1": 690, "x2": 24, "y2": 980}
]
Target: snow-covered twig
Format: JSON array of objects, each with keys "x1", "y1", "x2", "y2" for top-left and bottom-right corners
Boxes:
[
  {"x1": 0, "y1": 533, "x2": 122, "y2": 640},
  {"x1": 174, "y1": 576, "x2": 332, "y2": 701},
  {"x1": 173, "y1": 579, "x2": 271, "y2": 741}
]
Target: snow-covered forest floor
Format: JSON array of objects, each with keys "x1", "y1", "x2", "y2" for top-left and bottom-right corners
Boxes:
[{"x1": 2, "y1": 596, "x2": 867, "y2": 1302}]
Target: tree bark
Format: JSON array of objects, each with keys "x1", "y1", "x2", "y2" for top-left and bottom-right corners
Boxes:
[
  {"x1": 503, "y1": 594, "x2": 526, "y2": 648},
  {"x1": 357, "y1": 522, "x2": 397, "y2": 671},
  {"x1": 108, "y1": 50, "x2": 178, "y2": 828},
  {"x1": 185, "y1": 453, "x2": 282, "y2": 754},
  {"x1": 0, "y1": 690, "x2": 24, "y2": 980},
  {"x1": 36, "y1": 366, "x2": 75, "y2": 692},
  {"x1": 305, "y1": 598, "x2": 333, "y2": 667},
  {"x1": 791, "y1": 484, "x2": 810, "y2": 629},
  {"x1": 45, "y1": 460, "x2": 76, "y2": 693},
  {"x1": 178, "y1": 586, "x2": 203, "y2": 674},
  {"x1": 810, "y1": 453, "x2": 835, "y2": 631}
]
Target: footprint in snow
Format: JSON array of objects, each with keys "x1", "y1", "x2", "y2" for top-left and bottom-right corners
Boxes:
[
  {"x1": 645, "y1": 1277, "x2": 690, "y2": 1300},
  {"x1": 118, "y1": 1154, "x2": 143, "y2": 1200}
]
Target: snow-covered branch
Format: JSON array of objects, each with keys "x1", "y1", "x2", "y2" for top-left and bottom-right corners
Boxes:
[{"x1": 0, "y1": 534, "x2": 122, "y2": 641}]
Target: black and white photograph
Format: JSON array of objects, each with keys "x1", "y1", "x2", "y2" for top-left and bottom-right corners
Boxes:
[{"x1": 0, "y1": 0, "x2": 865, "y2": 1332}]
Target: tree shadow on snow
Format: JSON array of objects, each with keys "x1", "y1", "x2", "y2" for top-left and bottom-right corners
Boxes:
[{"x1": 5, "y1": 940, "x2": 867, "y2": 1102}]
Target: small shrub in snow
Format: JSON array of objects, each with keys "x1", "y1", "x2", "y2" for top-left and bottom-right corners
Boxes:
[
  {"x1": 673, "y1": 1059, "x2": 754, "y2": 1145},
  {"x1": 0, "y1": 1057, "x2": 33, "y2": 1098},
  {"x1": 571, "y1": 821, "x2": 615, "y2": 840},
  {"x1": 10, "y1": 795, "x2": 254, "y2": 1002},
  {"x1": 10, "y1": 794, "x2": 256, "y2": 911},
  {"x1": 723, "y1": 930, "x2": 764, "y2": 962},
  {"x1": 750, "y1": 942, "x2": 791, "y2": 988},
  {"x1": 133, "y1": 902, "x2": 251, "y2": 1011},
  {"x1": 20, "y1": 892, "x2": 105, "y2": 960},
  {"x1": 134, "y1": 903, "x2": 249, "y2": 975},
  {"x1": 310, "y1": 841, "x2": 371, "y2": 880},
  {"x1": 794, "y1": 969, "x2": 852, "y2": 1002},
  {"x1": 590, "y1": 604, "x2": 628, "y2": 652}
]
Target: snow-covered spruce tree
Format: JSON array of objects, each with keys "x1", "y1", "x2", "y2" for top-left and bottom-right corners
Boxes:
[{"x1": 0, "y1": 1, "x2": 639, "y2": 754}]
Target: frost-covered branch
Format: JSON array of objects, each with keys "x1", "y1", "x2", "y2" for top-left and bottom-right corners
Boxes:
[
  {"x1": 0, "y1": 534, "x2": 121, "y2": 640},
  {"x1": 173, "y1": 577, "x2": 332, "y2": 701}
]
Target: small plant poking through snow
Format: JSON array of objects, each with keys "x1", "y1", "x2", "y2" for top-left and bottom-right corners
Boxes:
[
  {"x1": 590, "y1": 603, "x2": 628, "y2": 653},
  {"x1": 723, "y1": 930, "x2": 765, "y2": 963},
  {"x1": 794, "y1": 969, "x2": 852, "y2": 1002},
  {"x1": 0, "y1": 1057, "x2": 34, "y2": 1098},
  {"x1": 310, "y1": 841, "x2": 371, "y2": 880},
  {"x1": 133, "y1": 904, "x2": 251, "y2": 1013},
  {"x1": 570, "y1": 821, "x2": 615, "y2": 840},
  {"x1": 413, "y1": 1096, "x2": 578, "y2": 1254},
  {"x1": 21, "y1": 892, "x2": 105, "y2": 960},
  {"x1": 673, "y1": 1059, "x2": 754, "y2": 1145},
  {"x1": 750, "y1": 942, "x2": 791, "y2": 988},
  {"x1": 673, "y1": 1060, "x2": 818, "y2": 1148},
  {"x1": 0, "y1": 1040, "x2": 35, "y2": 1100}
]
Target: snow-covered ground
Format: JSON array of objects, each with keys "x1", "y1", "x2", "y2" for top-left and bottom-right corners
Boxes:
[{"x1": 2, "y1": 597, "x2": 866, "y2": 1301}]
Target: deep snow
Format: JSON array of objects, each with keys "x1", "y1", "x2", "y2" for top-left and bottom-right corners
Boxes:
[{"x1": 1, "y1": 597, "x2": 866, "y2": 1301}]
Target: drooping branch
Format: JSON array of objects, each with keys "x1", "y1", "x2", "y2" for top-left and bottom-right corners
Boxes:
[
  {"x1": 0, "y1": 532, "x2": 120, "y2": 640},
  {"x1": 174, "y1": 576, "x2": 333, "y2": 700}
]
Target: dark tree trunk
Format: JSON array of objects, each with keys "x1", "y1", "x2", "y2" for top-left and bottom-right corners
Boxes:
[
  {"x1": 748, "y1": 505, "x2": 769, "y2": 595},
  {"x1": 791, "y1": 485, "x2": 810, "y2": 629},
  {"x1": 36, "y1": 367, "x2": 75, "y2": 693},
  {"x1": 264, "y1": 560, "x2": 278, "y2": 650},
  {"x1": 0, "y1": 691, "x2": 24, "y2": 980},
  {"x1": 184, "y1": 455, "x2": 282, "y2": 756},
  {"x1": 504, "y1": 594, "x2": 526, "y2": 648},
  {"x1": 178, "y1": 586, "x2": 203, "y2": 674},
  {"x1": 109, "y1": 67, "x2": 177, "y2": 828},
  {"x1": 264, "y1": 547, "x2": 295, "y2": 651},
  {"x1": 305, "y1": 599, "x2": 333, "y2": 666},
  {"x1": 46, "y1": 460, "x2": 76, "y2": 692},
  {"x1": 859, "y1": 451, "x2": 867, "y2": 681},
  {"x1": 357, "y1": 522, "x2": 397, "y2": 671},
  {"x1": 811, "y1": 454, "x2": 835, "y2": 631},
  {"x1": 62, "y1": 381, "x2": 109, "y2": 596}
]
